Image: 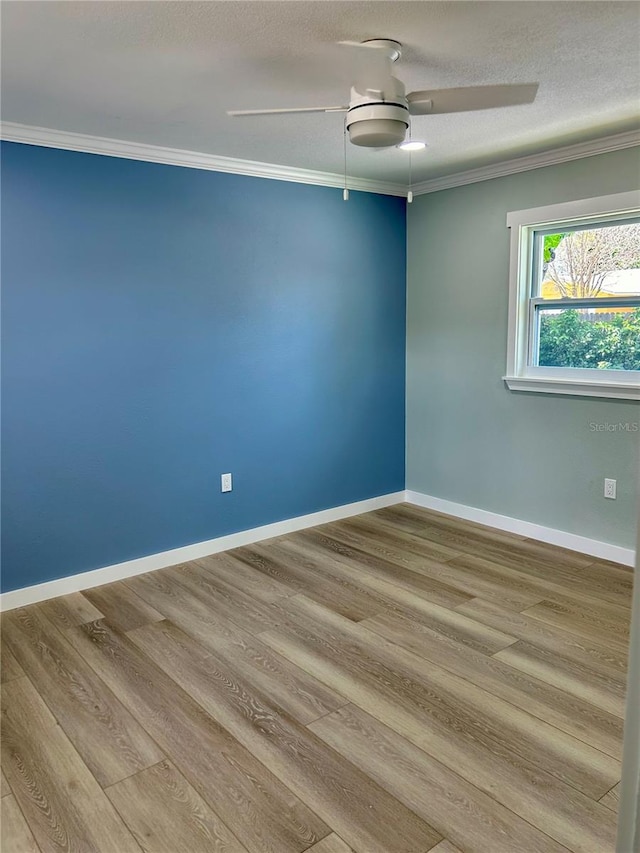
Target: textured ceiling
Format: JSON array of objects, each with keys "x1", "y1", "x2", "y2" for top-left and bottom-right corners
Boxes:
[{"x1": 2, "y1": 1, "x2": 639, "y2": 184}]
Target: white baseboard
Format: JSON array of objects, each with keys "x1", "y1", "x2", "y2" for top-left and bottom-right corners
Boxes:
[
  {"x1": 2, "y1": 487, "x2": 634, "y2": 610},
  {"x1": 0, "y1": 491, "x2": 405, "y2": 611},
  {"x1": 406, "y1": 490, "x2": 636, "y2": 567}
]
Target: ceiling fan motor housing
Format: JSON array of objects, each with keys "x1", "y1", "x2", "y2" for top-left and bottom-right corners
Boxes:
[{"x1": 346, "y1": 65, "x2": 409, "y2": 148}]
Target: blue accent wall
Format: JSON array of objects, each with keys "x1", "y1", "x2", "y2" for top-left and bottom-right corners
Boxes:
[{"x1": 1, "y1": 142, "x2": 406, "y2": 592}]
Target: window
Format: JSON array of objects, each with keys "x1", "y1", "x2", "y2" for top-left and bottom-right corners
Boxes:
[{"x1": 505, "y1": 191, "x2": 640, "y2": 400}]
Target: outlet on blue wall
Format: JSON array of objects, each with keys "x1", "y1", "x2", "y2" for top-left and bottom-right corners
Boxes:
[{"x1": 1, "y1": 142, "x2": 406, "y2": 593}]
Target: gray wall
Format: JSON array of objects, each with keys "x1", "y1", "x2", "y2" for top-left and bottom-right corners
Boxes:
[{"x1": 406, "y1": 147, "x2": 640, "y2": 550}]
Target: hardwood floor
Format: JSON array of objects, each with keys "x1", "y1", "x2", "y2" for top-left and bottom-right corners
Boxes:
[{"x1": 0, "y1": 504, "x2": 632, "y2": 853}]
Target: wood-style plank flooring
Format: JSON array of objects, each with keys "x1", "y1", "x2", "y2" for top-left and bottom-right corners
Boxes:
[{"x1": 1, "y1": 504, "x2": 632, "y2": 853}]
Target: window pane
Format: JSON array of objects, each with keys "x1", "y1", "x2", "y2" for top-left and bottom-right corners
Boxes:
[
  {"x1": 535, "y1": 222, "x2": 640, "y2": 299},
  {"x1": 536, "y1": 305, "x2": 640, "y2": 370}
]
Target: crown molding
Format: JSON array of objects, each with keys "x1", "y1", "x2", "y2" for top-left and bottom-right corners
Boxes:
[
  {"x1": 412, "y1": 129, "x2": 640, "y2": 195},
  {"x1": 0, "y1": 121, "x2": 406, "y2": 197},
  {"x1": 2, "y1": 121, "x2": 639, "y2": 198}
]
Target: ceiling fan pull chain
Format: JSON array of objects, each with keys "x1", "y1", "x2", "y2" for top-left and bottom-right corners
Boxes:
[{"x1": 407, "y1": 149, "x2": 413, "y2": 203}]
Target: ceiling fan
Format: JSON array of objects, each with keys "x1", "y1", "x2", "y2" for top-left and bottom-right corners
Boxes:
[{"x1": 227, "y1": 39, "x2": 539, "y2": 149}]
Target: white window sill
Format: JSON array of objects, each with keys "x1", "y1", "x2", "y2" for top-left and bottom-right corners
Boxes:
[{"x1": 504, "y1": 375, "x2": 640, "y2": 400}]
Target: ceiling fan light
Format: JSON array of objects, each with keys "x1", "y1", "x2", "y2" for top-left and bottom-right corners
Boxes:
[
  {"x1": 397, "y1": 140, "x2": 426, "y2": 151},
  {"x1": 348, "y1": 119, "x2": 407, "y2": 148}
]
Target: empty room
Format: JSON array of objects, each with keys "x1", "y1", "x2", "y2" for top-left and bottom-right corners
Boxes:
[{"x1": 1, "y1": 2, "x2": 640, "y2": 852}]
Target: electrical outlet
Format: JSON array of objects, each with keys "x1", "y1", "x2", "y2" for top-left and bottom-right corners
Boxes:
[
  {"x1": 604, "y1": 478, "x2": 616, "y2": 500},
  {"x1": 221, "y1": 473, "x2": 232, "y2": 493}
]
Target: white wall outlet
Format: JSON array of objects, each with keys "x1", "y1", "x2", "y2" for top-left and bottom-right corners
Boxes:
[
  {"x1": 221, "y1": 473, "x2": 232, "y2": 493},
  {"x1": 604, "y1": 478, "x2": 617, "y2": 500}
]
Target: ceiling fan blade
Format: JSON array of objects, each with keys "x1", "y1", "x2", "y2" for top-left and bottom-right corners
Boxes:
[
  {"x1": 227, "y1": 106, "x2": 348, "y2": 117},
  {"x1": 408, "y1": 83, "x2": 538, "y2": 115}
]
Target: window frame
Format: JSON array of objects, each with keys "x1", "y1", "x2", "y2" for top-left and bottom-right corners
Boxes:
[{"x1": 504, "y1": 190, "x2": 640, "y2": 401}]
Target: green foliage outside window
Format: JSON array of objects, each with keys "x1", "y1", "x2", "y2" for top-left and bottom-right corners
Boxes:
[
  {"x1": 538, "y1": 308, "x2": 640, "y2": 371},
  {"x1": 543, "y1": 233, "x2": 566, "y2": 264}
]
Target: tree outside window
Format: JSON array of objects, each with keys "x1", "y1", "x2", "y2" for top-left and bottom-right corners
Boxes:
[{"x1": 537, "y1": 224, "x2": 640, "y2": 370}]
